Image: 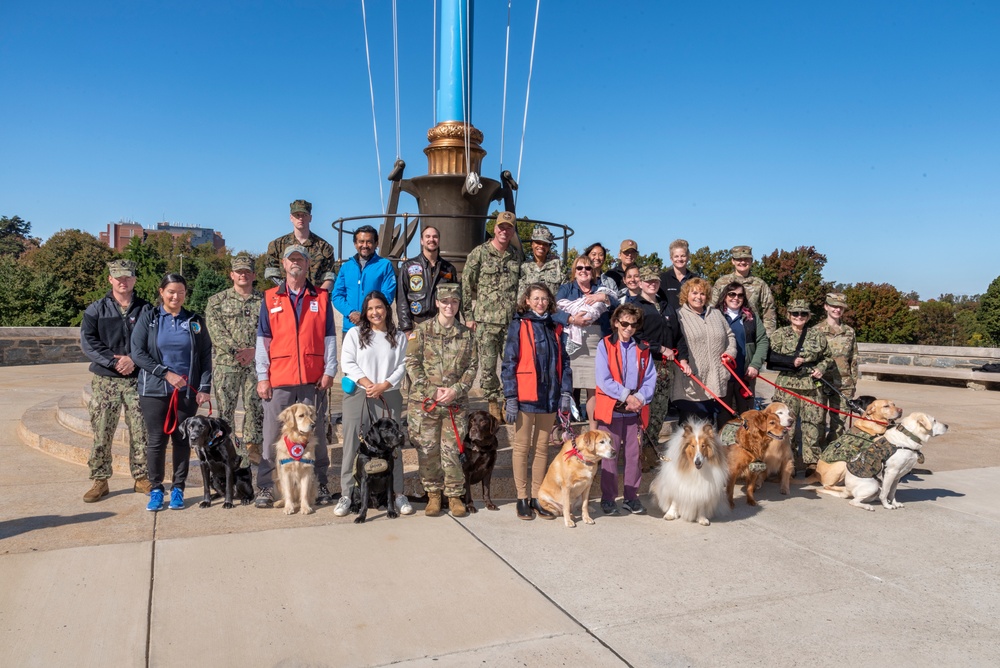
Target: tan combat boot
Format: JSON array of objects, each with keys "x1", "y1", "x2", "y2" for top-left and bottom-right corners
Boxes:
[
  {"x1": 246, "y1": 442, "x2": 262, "y2": 466},
  {"x1": 425, "y1": 491, "x2": 443, "y2": 517},
  {"x1": 448, "y1": 495, "x2": 468, "y2": 518},
  {"x1": 83, "y1": 480, "x2": 109, "y2": 503},
  {"x1": 488, "y1": 401, "x2": 503, "y2": 423},
  {"x1": 133, "y1": 478, "x2": 152, "y2": 494}
]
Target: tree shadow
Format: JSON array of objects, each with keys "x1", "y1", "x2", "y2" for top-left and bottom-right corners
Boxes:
[{"x1": 0, "y1": 512, "x2": 116, "y2": 540}]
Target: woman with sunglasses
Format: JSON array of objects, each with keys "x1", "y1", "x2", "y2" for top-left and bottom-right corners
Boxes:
[
  {"x1": 768, "y1": 299, "x2": 832, "y2": 477},
  {"x1": 715, "y1": 281, "x2": 769, "y2": 414}
]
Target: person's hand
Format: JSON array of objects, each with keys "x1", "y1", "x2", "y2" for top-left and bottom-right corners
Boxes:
[
  {"x1": 257, "y1": 380, "x2": 272, "y2": 400},
  {"x1": 559, "y1": 393, "x2": 572, "y2": 414},
  {"x1": 235, "y1": 348, "x2": 255, "y2": 366},
  {"x1": 165, "y1": 371, "x2": 187, "y2": 390},
  {"x1": 810, "y1": 369, "x2": 823, "y2": 380},
  {"x1": 625, "y1": 393, "x2": 643, "y2": 412},
  {"x1": 196, "y1": 392, "x2": 212, "y2": 406},
  {"x1": 582, "y1": 293, "x2": 603, "y2": 305},
  {"x1": 366, "y1": 380, "x2": 390, "y2": 399},
  {"x1": 113, "y1": 355, "x2": 135, "y2": 375},
  {"x1": 793, "y1": 357, "x2": 805, "y2": 368},
  {"x1": 745, "y1": 366, "x2": 760, "y2": 380},
  {"x1": 435, "y1": 386, "x2": 458, "y2": 405},
  {"x1": 317, "y1": 374, "x2": 334, "y2": 391},
  {"x1": 661, "y1": 349, "x2": 675, "y2": 362},
  {"x1": 466, "y1": 319, "x2": 477, "y2": 332},
  {"x1": 680, "y1": 360, "x2": 692, "y2": 376},
  {"x1": 348, "y1": 311, "x2": 362, "y2": 325},
  {"x1": 504, "y1": 398, "x2": 519, "y2": 425}
]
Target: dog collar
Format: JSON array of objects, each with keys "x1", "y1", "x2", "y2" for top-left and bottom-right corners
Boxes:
[
  {"x1": 207, "y1": 429, "x2": 226, "y2": 447},
  {"x1": 283, "y1": 435, "x2": 306, "y2": 461},
  {"x1": 279, "y1": 457, "x2": 315, "y2": 466},
  {"x1": 563, "y1": 446, "x2": 598, "y2": 466},
  {"x1": 893, "y1": 425, "x2": 923, "y2": 448}
]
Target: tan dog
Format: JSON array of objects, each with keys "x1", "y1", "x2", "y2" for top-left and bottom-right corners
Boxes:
[
  {"x1": 537, "y1": 430, "x2": 616, "y2": 528},
  {"x1": 805, "y1": 399, "x2": 903, "y2": 491},
  {"x1": 727, "y1": 410, "x2": 785, "y2": 508},
  {"x1": 274, "y1": 403, "x2": 318, "y2": 515},
  {"x1": 650, "y1": 419, "x2": 729, "y2": 526},
  {"x1": 759, "y1": 401, "x2": 795, "y2": 495}
]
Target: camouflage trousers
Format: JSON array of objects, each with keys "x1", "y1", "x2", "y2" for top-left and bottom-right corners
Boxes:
[
  {"x1": 474, "y1": 323, "x2": 508, "y2": 404},
  {"x1": 213, "y1": 365, "x2": 261, "y2": 468},
  {"x1": 774, "y1": 386, "x2": 826, "y2": 464},
  {"x1": 645, "y1": 359, "x2": 671, "y2": 447},
  {"x1": 823, "y1": 386, "x2": 855, "y2": 442},
  {"x1": 88, "y1": 375, "x2": 148, "y2": 480},
  {"x1": 408, "y1": 401, "x2": 467, "y2": 497}
]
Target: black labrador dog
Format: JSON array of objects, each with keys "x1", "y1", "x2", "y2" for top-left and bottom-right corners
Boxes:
[
  {"x1": 350, "y1": 416, "x2": 405, "y2": 523},
  {"x1": 180, "y1": 416, "x2": 254, "y2": 508},
  {"x1": 462, "y1": 410, "x2": 500, "y2": 513}
]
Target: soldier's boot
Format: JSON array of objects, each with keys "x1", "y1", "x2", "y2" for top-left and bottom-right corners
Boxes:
[
  {"x1": 488, "y1": 401, "x2": 503, "y2": 423},
  {"x1": 448, "y1": 495, "x2": 467, "y2": 518},
  {"x1": 133, "y1": 478, "x2": 152, "y2": 494},
  {"x1": 83, "y1": 480, "x2": 109, "y2": 503},
  {"x1": 246, "y1": 443, "x2": 262, "y2": 466},
  {"x1": 425, "y1": 491, "x2": 443, "y2": 517}
]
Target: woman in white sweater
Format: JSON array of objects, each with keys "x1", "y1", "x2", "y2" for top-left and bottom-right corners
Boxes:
[
  {"x1": 669, "y1": 278, "x2": 736, "y2": 427},
  {"x1": 333, "y1": 291, "x2": 412, "y2": 517}
]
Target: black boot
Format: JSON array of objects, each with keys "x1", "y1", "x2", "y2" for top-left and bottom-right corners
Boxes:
[
  {"x1": 531, "y1": 498, "x2": 555, "y2": 519},
  {"x1": 516, "y1": 498, "x2": 535, "y2": 520}
]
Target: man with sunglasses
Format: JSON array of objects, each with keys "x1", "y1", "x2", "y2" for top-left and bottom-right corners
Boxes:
[
  {"x1": 710, "y1": 245, "x2": 778, "y2": 336},
  {"x1": 205, "y1": 251, "x2": 264, "y2": 466}
]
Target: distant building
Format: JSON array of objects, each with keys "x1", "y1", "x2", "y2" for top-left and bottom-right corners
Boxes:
[
  {"x1": 100, "y1": 220, "x2": 226, "y2": 252},
  {"x1": 100, "y1": 221, "x2": 145, "y2": 252}
]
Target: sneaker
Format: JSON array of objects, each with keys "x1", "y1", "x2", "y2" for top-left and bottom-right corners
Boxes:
[
  {"x1": 601, "y1": 500, "x2": 619, "y2": 515},
  {"x1": 254, "y1": 487, "x2": 274, "y2": 509},
  {"x1": 316, "y1": 484, "x2": 332, "y2": 505},
  {"x1": 622, "y1": 499, "x2": 646, "y2": 515},
  {"x1": 333, "y1": 495, "x2": 352, "y2": 517},
  {"x1": 133, "y1": 478, "x2": 152, "y2": 494},
  {"x1": 168, "y1": 488, "x2": 184, "y2": 510},
  {"x1": 146, "y1": 489, "x2": 165, "y2": 512},
  {"x1": 396, "y1": 494, "x2": 414, "y2": 515}
]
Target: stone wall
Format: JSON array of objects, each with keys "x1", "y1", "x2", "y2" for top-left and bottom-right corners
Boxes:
[
  {"x1": 0, "y1": 328, "x2": 87, "y2": 366},
  {"x1": 858, "y1": 343, "x2": 1000, "y2": 369}
]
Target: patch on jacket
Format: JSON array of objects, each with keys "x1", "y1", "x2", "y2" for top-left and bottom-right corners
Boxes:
[
  {"x1": 846, "y1": 437, "x2": 895, "y2": 478},
  {"x1": 409, "y1": 275, "x2": 424, "y2": 292},
  {"x1": 820, "y1": 430, "x2": 875, "y2": 464},
  {"x1": 407, "y1": 264, "x2": 422, "y2": 275}
]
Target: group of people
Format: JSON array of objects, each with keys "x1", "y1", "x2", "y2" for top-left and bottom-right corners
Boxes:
[{"x1": 79, "y1": 201, "x2": 858, "y2": 519}]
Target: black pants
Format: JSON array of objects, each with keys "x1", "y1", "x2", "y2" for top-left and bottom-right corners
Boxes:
[{"x1": 140, "y1": 393, "x2": 197, "y2": 492}]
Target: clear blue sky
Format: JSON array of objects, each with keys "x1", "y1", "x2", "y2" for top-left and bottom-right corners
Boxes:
[{"x1": 2, "y1": 1, "x2": 997, "y2": 299}]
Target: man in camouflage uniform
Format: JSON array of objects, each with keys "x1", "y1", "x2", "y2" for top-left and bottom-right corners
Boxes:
[
  {"x1": 711, "y1": 245, "x2": 778, "y2": 335},
  {"x1": 79, "y1": 260, "x2": 152, "y2": 501},
  {"x1": 517, "y1": 224, "x2": 563, "y2": 297},
  {"x1": 205, "y1": 252, "x2": 263, "y2": 467},
  {"x1": 406, "y1": 284, "x2": 479, "y2": 517},
  {"x1": 769, "y1": 299, "x2": 832, "y2": 472},
  {"x1": 815, "y1": 292, "x2": 859, "y2": 441},
  {"x1": 461, "y1": 211, "x2": 523, "y2": 420},
  {"x1": 264, "y1": 199, "x2": 337, "y2": 290}
]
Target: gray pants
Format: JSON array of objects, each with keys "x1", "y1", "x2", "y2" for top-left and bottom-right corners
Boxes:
[
  {"x1": 258, "y1": 384, "x2": 330, "y2": 491},
  {"x1": 340, "y1": 388, "x2": 404, "y2": 498}
]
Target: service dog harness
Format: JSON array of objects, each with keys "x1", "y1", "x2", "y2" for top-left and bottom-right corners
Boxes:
[
  {"x1": 846, "y1": 425, "x2": 922, "y2": 478},
  {"x1": 718, "y1": 419, "x2": 781, "y2": 473},
  {"x1": 279, "y1": 435, "x2": 315, "y2": 466}
]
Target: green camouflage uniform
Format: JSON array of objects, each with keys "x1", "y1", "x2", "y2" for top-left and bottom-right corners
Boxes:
[
  {"x1": 88, "y1": 375, "x2": 148, "y2": 480},
  {"x1": 264, "y1": 232, "x2": 337, "y2": 286},
  {"x1": 815, "y1": 320, "x2": 859, "y2": 440},
  {"x1": 711, "y1": 274, "x2": 778, "y2": 335},
  {"x1": 769, "y1": 325, "x2": 832, "y2": 464},
  {"x1": 205, "y1": 286, "x2": 263, "y2": 468},
  {"x1": 461, "y1": 241, "x2": 523, "y2": 404},
  {"x1": 517, "y1": 255, "x2": 563, "y2": 299},
  {"x1": 644, "y1": 358, "x2": 671, "y2": 447},
  {"x1": 820, "y1": 428, "x2": 875, "y2": 464},
  {"x1": 405, "y1": 317, "x2": 480, "y2": 497}
]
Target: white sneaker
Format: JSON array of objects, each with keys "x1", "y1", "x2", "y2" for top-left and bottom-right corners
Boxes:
[
  {"x1": 396, "y1": 494, "x2": 414, "y2": 515},
  {"x1": 333, "y1": 496, "x2": 352, "y2": 517}
]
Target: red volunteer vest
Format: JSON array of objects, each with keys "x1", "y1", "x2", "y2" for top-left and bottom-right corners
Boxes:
[
  {"x1": 265, "y1": 284, "x2": 330, "y2": 387},
  {"x1": 594, "y1": 335, "x2": 650, "y2": 427},
  {"x1": 515, "y1": 319, "x2": 563, "y2": 403}
]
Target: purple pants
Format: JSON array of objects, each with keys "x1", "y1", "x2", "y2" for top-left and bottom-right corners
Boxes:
[{"x1": 598, "y1": 413, "x2": 642, "y2": 503}]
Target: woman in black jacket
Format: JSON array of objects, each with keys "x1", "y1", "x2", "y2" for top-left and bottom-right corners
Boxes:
[{"x1": 130, "y1": 274, "x2": 213, "y2": 511}]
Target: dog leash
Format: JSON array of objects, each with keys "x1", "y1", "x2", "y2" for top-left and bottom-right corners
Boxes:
[
  {"x1": 750, "y1": 372, "x2": 888, "y2": 426},
  {"x1": 668, "y1": 349, "x2": 744, "y2": 426},
  {"x1": 163, "y1": 375, "x2": 189, "y2": 435},
  {"x1": 421, "y1": 398, "x2": 465, "y2": 461}
]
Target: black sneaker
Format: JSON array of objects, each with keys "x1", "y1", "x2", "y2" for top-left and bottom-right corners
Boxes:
[
  {"x1": 254, "y1": 487, "x2": 274, "y2": 509},
  {"x1": 316, "y1": 485, "x2": 333, "y2": 505},
  {"x1": 622, "y1": 499, "x2": 646, "y2": 515},
  {"x1": 601, "y1": 500, "x2": 619, "y2": 515}
]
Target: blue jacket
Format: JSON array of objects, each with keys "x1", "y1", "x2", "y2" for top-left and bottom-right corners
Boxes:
[
  {"x1": 331, "y1": 253, "x2": 397, "y2": 332},
  {"x1": 555, "y1": 281, "x2": 619, "y2": 337},
  {"x1": 501, "y1": 311, "x2": 573, "y2": 413}
]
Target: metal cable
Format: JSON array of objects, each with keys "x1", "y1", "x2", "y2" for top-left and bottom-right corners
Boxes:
[
  {"x1": 361, "y1": 0, "x2": 385, "y2": 211},
  {"x1": 516, "y1": 0, "x2": 542, "y2": 197},
  {"x1": 499, "y1": 0, "x2": 512, "y2": 173},
  {"x1": 392, "y1": 0, "x2": 401, "y2": 159}
]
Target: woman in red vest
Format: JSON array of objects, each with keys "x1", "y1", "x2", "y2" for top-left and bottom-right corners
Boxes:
[
  {"x1": 594, "y1": 303, "x2": 657, "y2": 515},
  {"x1": 501, "y1": 283, "x2": 573, "y2": 520}
]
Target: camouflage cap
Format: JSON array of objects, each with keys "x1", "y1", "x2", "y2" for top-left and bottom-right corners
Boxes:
[
  {"x1": 619, "y1": 239, "x2": 638, "y2": 253},
  {"x1": 231, "y1": 252, "x2": 254, "y2": 272},
  {"x1": 108, "y1": 259, "x2": 137, "y2": 278},
  {"x1": 283, "y1": 244, "x2": 310, "y2": 261},
  {"x1": 496, "y1": 211, "x2": 516, "y2": 228},
  {"x1": 730, "y1": 245, "x2": 753, "y2": 260},
  {"x1": 787, "y1": 299, "x2": 812, "y2": 313},
  {"x1": 826, "y1": 292, "x2": 848, "y2": 308},
  {"x1": 290, "y1": 199, "x2": 312, "y2": 215},
  {"x1": 530, "y1": 224, "x2": 554, "y2": 245},
  {"x1": 639, "y1": 265, "x2": 661, "y2": 281},
  {"x1": 435, "y1": 283, "x2": 461, "y2": 301}
]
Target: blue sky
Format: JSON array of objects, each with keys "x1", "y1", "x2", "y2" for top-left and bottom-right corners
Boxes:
[{"x1": 2, "y1": 1, "x2": 997, "y2": 299}]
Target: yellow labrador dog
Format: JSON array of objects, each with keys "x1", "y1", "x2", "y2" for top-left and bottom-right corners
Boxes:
[
  {"x1": 537, "y1": 430, "x2": 616, "y2": 528},
  {"x1": 805, "y1": 399, "x2": 903, "y2": 491},
  {"x1": 274, "y1": 403, "x2": 318, "y2": 515}
]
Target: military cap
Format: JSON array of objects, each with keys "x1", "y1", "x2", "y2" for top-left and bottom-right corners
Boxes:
[
  {"x1": 290, "y1": 199, "x2": 312, "y2": 215},
  {"x1": 787, "y1": 299, "x2": 812, "y2": 313},
  {"x1": 495, "y1": 211, "x2": 516, "y2": 228},
  {"x1": 108, "y1": 259, "x2": 136, "y2": 278},
  {"x1": 231, "y1": 252, "x2": 254, "y2": 272},
  {"x1": 826, "y1": 292, "x2": 848, "y2": 308},
  {"x1": 530, "y1": 224, "x2": 554, "y2": 245},
  {"x1": 435, "y1": 283, "x2": 461, "y2": 301},
  {"x1": 619, "y1": 239, "x2": 638, "y2": 253},
  {"x1": 639, "y1": 265, "x2": 661, "y2": 282},
  {"x1": 730, "y1": 245, "x2": 753, "y2": 260},
  {"x1": 283, "y1": 244, "x2": 310, "y2": 260}
]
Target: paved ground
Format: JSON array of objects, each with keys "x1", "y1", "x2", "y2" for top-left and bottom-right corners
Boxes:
[{"x1": 2, "y1": 363, "x2": 999, "y2": 667}]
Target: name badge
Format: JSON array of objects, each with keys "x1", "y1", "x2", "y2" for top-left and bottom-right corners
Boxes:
[
  {"x1": 310, "y1": 301, "x2": 319, "y2": 312},
  {"x1": 270, "y1": 307, "x2": 283, "y2": 314}
]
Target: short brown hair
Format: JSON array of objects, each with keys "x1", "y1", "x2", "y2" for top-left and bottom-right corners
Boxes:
[
  {"x1": 678, "y1": 277, "x2": 710, "y2": 306},
  {"x1": 516, "y1": 283, "x2": 556, "y2": 315},
  {"x1": 611, "y1": 303, "x2": 644, "y2": 330}
]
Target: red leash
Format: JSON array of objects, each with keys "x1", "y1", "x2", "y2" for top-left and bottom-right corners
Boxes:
[
  {"x1": 668, "y1": 350, "x2": 739, "y2": 418},
  {"x1": 163, "y1": 375, "x2": 211, "y2": 434},
  {"x1": 721, "y1": 354, "x2": 753, "y2": 399},
  {"x1": 751, "y1": 373, "x2": 888, "y2": 426},
  {"x1": 422, "y1": 398, "x2": 465, "y2": 455}
]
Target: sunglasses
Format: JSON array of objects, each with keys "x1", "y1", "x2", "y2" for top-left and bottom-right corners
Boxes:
[
  {"x1": 788, "y1": 311, "x2": 811, "y2": 318},
  {"x1": 575, "y1": 266, "x2": 592, "y2": 272},
  {"x1": 726, "y1": 292, "x2": 745, "y2": 299},
  {"x1": 618, "y1": 320, "x2": 638, "y2": 329}
]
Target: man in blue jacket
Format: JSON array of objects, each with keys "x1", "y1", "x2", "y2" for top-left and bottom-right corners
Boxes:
[{"x1": 332, "y1": 225, "x2": 397, "y2": 333}]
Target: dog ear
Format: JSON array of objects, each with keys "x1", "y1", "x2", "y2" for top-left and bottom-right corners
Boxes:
[
  {"x1": 915, "y1": 413, "x2": 934, "y2": 432},
  {"x1": 487, "y1": 413, "x2": 499, "y2": 435},
  {"x1": 211, "y1": 418, "x2": 232, "y2": 439},
  {"x1": 278, "y1": 406, "x2": 291, "y2": 425},
  {"x1": 178, "y1": 417, "x2": 189, "y2": 438}
]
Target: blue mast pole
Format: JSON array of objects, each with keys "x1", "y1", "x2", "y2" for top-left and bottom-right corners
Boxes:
[{"x1": 437, "y1": 0, "x2": 473, "y2": 125}]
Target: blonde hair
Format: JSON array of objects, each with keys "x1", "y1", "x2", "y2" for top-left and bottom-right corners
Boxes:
[{"x1": 668, "y1": 239, "x2": 690, "y2": 255}]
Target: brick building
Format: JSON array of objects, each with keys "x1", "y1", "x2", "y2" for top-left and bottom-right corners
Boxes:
[{"x1": 100, "y1": 221, "x2": 226, "y2": 252}]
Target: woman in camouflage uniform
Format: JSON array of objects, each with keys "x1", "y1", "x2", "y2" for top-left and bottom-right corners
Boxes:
[
  {"x1": 815, "y1": 292, "x2": 859, "y2": 441},
  {"x1": 518, "y1": 225, "x2": 563, "y2": 297}
]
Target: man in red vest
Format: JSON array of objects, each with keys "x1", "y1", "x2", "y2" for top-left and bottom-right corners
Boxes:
[{"x1": 254, "y1": 245, "x2": 338, "y2": 508}]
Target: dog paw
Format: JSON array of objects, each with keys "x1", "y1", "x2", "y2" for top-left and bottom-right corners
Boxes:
[
  {"x1": 665, "y1": 512, "x2": 678, "y2": 521},
  {"x1": 387, "y1": 511, "x2": 398, "y2": 519},
  {"x1": 583, "y1": 517, "x2": 595, "y2": 525},
  {"x1": 274, "y1": 499, "x2": 285, "y2": 508},
  {"x1": 486, "y1": 503, "x2": 499, "y2": 511},
  {"x1": 466, "y1": 504, "x2": 478, "y2": 514},
  {"x1": 728, "y1": 500, "x2": 736, "y2": 509},
  {"x1": 198, "y1": 500, "x2": 211, "y2": 508},
  {"x1": 223, "y1": 502, "x2": 234, "y2": 509},
  {"x1": 780, "y1": 488, "x2": 789, "y2": 495},
  {"x1": 698, "y1": 517, "x2": 711, "y2": 526},
  {"x1": 565, "y1": 519, "x2": 576, "y2": 528},
  {"x1": 241, "y1": 499, "x2": 250, "y2": 505},
  {"x1": 302, "y1": 506, "x2": 315, "y2": 515},
  {"x1": 353, "y1": 516, "x2": 367, "y2": 524},
  {"x1": 283, "y1": 507, "x2": 296, "y2": 515},
  {"x1": 747, "y1": 498, "x2": 758, "y2": 506}
]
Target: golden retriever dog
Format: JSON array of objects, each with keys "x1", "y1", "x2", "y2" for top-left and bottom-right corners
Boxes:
[
  {"x1": 537, "y1": 430, "x2": 616, "y2": 528},
  {"x1": 274, "y1": 403, "x2": 318, "y2": 515},
  {"x1": 804, "y1": 398, "x2": 903, "y2": 492},
  {"x1": 727, "y1": 410, "x2": 785, "y2": 508},
  {"x1": 759, "y1": 401, "x2": 795, "y2": 495},
  {"x1": 650, "y1": 419, "x2": 729, "y2": 526}
]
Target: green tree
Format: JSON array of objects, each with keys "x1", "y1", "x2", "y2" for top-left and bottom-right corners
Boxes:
[
  {"x1": 123, "y1": 236, "x2": 167, "y2": 305},
  {"x1": 977, "y1": 275, "x2": 1000, "y2": 346},
  {"x1": 0, "y1": 215, "x2": 40, "y2": 258},
  {"x1": 187, "y1": 267, "x2": 230, "y2": 315},
  {"x1": 0, "y1": 255, "x2": 77, "y2": 325},
  {"x1": 913, "y1": 300, "x2": 958, "y2": 346},
  {"x1": 843, "y1": 282, "x2": 917, "y2": 344},
  {"x1": 754, "y1": 246, "x2": 832, "y2": 317},
  {"x1": 688, "y1": 246, "x2": 730, "y2": 284},
  {"x1": 22, "y1": 228, "x2": 114, "y2": 315}
]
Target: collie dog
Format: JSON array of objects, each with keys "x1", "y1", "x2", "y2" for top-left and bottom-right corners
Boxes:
[{"x1": 650, "y1": 420, "x2": 729, "y2": 526}]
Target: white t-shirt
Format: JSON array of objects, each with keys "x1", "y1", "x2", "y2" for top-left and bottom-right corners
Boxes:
[{"x1": 341, "y1": 328, "x2": 408, "y2": 389}]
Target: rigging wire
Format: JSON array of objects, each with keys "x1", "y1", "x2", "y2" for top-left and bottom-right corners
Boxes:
[
  {"x1": 499, "y1": 0, "x2": 512, "y2": 174},
  {"x1": 361, "y1": 0, "x2": 385, "y2": 212},
  {"x1": 461, "y1": 1, "x2": 472, "y2": 175},
  {"x1": 432, "y1": 0, "x2": 437, "y2": 124},
  {"x1": 392, "y1": 0, "x2": 401, "y2": 159},
  {"x1": 516, "y1": 0, "x2": 542, "y2": 201}
]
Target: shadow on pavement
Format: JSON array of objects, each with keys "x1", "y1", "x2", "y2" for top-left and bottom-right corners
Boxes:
[{"x1": 0, "y1": 512, "x2": 116, "y2": 540}]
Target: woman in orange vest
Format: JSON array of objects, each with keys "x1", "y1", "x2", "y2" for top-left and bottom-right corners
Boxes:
[
  {"x1": 501, "y1": 283, "x2": 573, "y2": 520},
  {"x1": 594, "y1": 303, "x2": 657, "y2": 515}
]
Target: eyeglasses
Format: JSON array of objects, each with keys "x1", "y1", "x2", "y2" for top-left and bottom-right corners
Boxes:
[
  {"x1": 575, "y1": 266, "x2": 592, "y2": 272},
  {"x1": 618, "y1": 320, "x2": 638, "y2": 329},
  {"x1": 726, "y1": 292, "x2": 745, "y2": 299},
  {"x1": 789, "y1": 311, "x2": 811, "y2": 318}
]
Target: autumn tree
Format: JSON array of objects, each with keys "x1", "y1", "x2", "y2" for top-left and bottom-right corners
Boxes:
[
  {"x1": 977, "y1": 275, "x2": 1000, "y2": 346},
  {"x1": 689, "y1": 246, "x2": 730, "y2": 284},
  {"x1": 913, "y1": 300, "x2": 959, "y2": 346},
  {"x1": 22, "y1": 229, "x2": 114, "y2": 315},
  {"x1": 753, "y1": 246, "x2": 832, "y2": 317},
  {"x1": 843, "y1": 282, "x2": 917, "y2": 344}
]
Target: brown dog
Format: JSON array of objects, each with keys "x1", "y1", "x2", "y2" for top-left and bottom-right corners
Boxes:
[
  {"x1": 537, "y1": 430, "x2": 616, "y2": 528},
  {"x1": 805, "y1": 399, "x2": 903, "y2": 491},
  {"x1": 462, "y1": 410, "x2": 500, "y2": 513},
  {"x1": 758, "y1": 401, "x2": 795, "y2": 495},
  {"x1": 273, "y1": 403, "x2": 318, "y2": 515},
  {"x1": 727, "y1": 410, "x2": 785, "y2": 508}
]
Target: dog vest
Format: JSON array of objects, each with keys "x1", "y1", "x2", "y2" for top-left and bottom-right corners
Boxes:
[
  {"x1": 719, "y1": 421, "x2": 741, "y2": 446},
  {"x1": 820, "y1": 429, "x2": 876, "y2": 464},
  {"x1": 278, "y1": 436, "x2": 314, "y2": 466},
  {"x1": 846, "y1": 436, "x2": 895, "y2": 478},
  {"x1": 594, "y1": 335, "x2": 650, "y2": 428},
  {"x1": 514, "y1": 318, "x2": 563, "y2": 403},
  {"x1": 265, "y1": 283, "x2": 329, "y2": 387}
]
